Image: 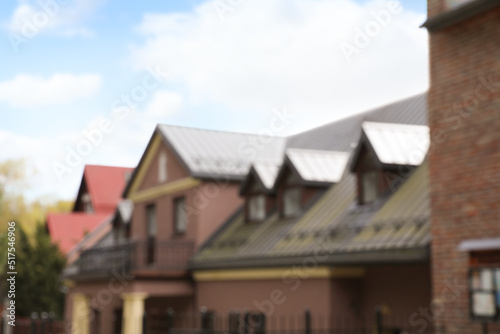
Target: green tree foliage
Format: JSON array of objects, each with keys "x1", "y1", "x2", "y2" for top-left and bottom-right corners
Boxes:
[
  {"x1": 1, "y1": 223, "x2": 66, "y2": 318},
  {"x1": 0, "y1": 159, "x2": 70, "y2": 318}
]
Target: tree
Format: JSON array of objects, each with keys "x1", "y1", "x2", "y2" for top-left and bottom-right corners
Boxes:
[
  {"x1": 0, "y1": 159, "x2": 70, "y2": 318},
  {"x1": 1, "y1": 223, "x2": 66, "y2": 317}
]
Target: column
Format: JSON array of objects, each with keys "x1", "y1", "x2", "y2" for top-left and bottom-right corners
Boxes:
[
  {"x1": 121, "y1": 292, "x2": 148, "y2": 334},
  {"x1": 71, "y1": 293, "x2": 90, "y2": 334}
]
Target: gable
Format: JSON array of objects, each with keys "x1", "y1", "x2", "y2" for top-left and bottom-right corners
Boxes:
[
  {"x1": 73, "y1": 165, "x2": 133, "y2": 214},
  {"x1": 135, "y1": 134, "x2": 190, "y2": 193}
]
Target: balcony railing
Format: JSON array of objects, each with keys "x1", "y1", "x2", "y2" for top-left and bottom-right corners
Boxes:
[{"x1": 77, "y1": 239, "x2": 195, "y2": 277}]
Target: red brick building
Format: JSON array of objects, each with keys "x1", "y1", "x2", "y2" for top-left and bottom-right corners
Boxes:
[{"x1": 423, "y1": 0, "x2": 500, "y2": 332}]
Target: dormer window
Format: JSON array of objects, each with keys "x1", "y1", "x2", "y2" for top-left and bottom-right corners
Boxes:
[
  {"x1": 361, "y1": 170, "x2": 379, "y2": 204},
  {"x1": 283, "y1": 187, "x2": 301, "y2": 217},
  {"x1": 158, "y1": 152, "x2": 167, "y2": 183},
  {"x1": 350, "y1": 122, "x2": 430, "y2": 206},
  {"x1": 248, "y1": 194, "x2": 266, "y2": 221}
]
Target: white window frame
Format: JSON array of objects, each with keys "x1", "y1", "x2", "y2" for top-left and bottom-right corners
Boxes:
[
  {"x1": 158, "y1": 152, "x2": 168, "y2": 183},
  {"x1": 248, "y1": 195, "x2": 266, "y2": 221},
  {"x1": 174, "y1": 197, "x2": 187, "y2": 233},
  {"x1": 362, "y1": 170, "x2": 378, "y2": 204},
  {"x1": 283, "y1": 187, "x2": 302, "y2": 217}
]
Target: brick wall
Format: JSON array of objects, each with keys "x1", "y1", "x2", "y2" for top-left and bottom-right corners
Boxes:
[{"x1": 428, "y1": 3, "x2": 500, "y2": 333}]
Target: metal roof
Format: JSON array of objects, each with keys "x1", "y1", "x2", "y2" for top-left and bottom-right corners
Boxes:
[
  {"x1": 157, "y1": 124, "x2": 287, "y2": 179},
  {"x1": 361, "y1": 122, "x2": 430, "y2": 166},
  {"x1": 191, "y1": 161, "x2": 430, "y2": 269},
  {"x1": 285, "y1": 149, "x2": 350, "y2": 184},
  {"x1": 253, "y1": 162, "x2": 281, "y2": 190},
  {"x1": 154, "y1": 93, "x2": 427, "y2": 182},
  {"x1": 286, "y1": 93, "x2": 427, "y2": 152}
]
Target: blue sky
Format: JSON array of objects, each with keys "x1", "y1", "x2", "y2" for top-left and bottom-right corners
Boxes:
[{"x1": 0, "y1": 0, "x2": 429, "y2": 201}]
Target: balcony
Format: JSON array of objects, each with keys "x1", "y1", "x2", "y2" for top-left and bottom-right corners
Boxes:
[{"x1": 75, "y1": 239, "x2": 195, "y2": 278}]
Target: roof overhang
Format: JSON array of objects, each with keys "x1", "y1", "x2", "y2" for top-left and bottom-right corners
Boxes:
[
  {"x1": 190, "y1": 246, "x2": 430, "y2": 271},
  {"x1": 421, "y1": 0, "x2": 500, "y2": 32}
]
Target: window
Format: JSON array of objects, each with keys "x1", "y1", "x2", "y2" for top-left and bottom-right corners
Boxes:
[
  {"x1": 283, "y1": 187, "x2": 301, "y2": 217},
  {"x1": 82, "y1": 193, "x2": 93, "y2": 213},
  {"x1": 158, "y1": 152, "x2": 167, "y2": 183},
  {"x1": 248, "y1": 195, "x2": 266, "y2": 221},
  {"x1": 174, "y1": 197, "x2": 187, "y2": 233},
  {"x1": 362, "y1": 170, "x2": 378, "y2": 204},
  {"x1": 146, "y1": 204, "x2": 156, "y2": 238}
]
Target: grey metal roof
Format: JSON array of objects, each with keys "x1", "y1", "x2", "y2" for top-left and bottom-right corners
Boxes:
[
  {"x1": 253, "y1": 162, "x2": 281, "y2": 190},
  {"x1": 285, "y1": 149, "x2": 350, "y2": 184},
  {"x1": 157, "y1": 124, "x2": 287, "y2": 179},
  {"x1": 361, "y1": 122, "x2": 429, "y2": 166},
  {"x1": 286, "y1": 93, "x2": 427, "y2": 152},
  {"x1": 156, "y1": 93, "x2": 427, "y2": 183},
  {"x1": 191, "y1": 161, "x2": 430, "y2": 269}
]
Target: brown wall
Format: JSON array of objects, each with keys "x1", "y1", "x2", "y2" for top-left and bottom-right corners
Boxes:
[
  {"x1": 195, "y1": 264, "x2": 431, "y2": 320},
  {"x1": 197, "y1": 181, "x2": 244, "y2": 247},
  {"x1": 427, "y1": 3, "x2": 500, "y2": 333},
  {"x1": 196, "y1": 278, "x2": 334, "y2": 316}
]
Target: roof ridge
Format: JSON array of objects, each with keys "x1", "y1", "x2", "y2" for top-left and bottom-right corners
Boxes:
[
  {"x1": 158, "y1": 123, "x2": 286, "y2": 138},
  {"x1": 286, "y1": 148, "x2": 351, "y2": 155},
  {"x1": 84, "y1": 164, "x2": 134, "y2": 170}
]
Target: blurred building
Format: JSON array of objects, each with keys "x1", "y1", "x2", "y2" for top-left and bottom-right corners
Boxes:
[{"x1": 62, "y1": 94, "x2": 434, "y2": 334}]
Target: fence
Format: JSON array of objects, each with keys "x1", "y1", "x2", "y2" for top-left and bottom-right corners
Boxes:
[
  {"x1": 143, "y1": 308, "x2": 437, "y2": 334},
  {"x1": 0, "y1": 313, "x2": 65, "y2": 334},
  {"x1": 78, "y1": 239, "x2": 195, "y2": 276}
]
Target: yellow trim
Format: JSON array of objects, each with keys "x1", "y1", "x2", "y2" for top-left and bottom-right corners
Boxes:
[
  {"x1": 193, "y1": 267, "x2": 365, "y2": 281},
  {"x1": 128, "y1": 134, "x2": 162, "y2": 195},
  {"x1": 129, "y1": 177, "x2": 201, "y2": 203}
]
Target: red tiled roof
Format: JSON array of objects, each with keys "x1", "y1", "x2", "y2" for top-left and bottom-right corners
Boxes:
[
  {"x1": 83, "y1": 165, "x2": 134, "y2": 214},
  {"x1": 47, "y1": 213, "x2": 111, "y2": 254}
]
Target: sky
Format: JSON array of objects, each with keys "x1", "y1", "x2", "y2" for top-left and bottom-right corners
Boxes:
[{"x1": 0, "y1": 0, "x2": 429, "y2": 202}]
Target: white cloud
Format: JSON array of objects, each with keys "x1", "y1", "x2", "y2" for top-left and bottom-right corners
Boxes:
[
  {"x1": 145, "y1": 90, "x2": 184, "y2": 117},
  {"x1": 6, "y1": 0, "x2": 103, "y2": 37},
  {"x1": 131, "y1": 0, "x2": 429, "y2": 133},
  {"x1": 0, "y1": 73, "x2": 101, "y2": 108}
]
